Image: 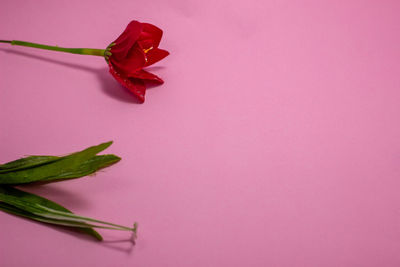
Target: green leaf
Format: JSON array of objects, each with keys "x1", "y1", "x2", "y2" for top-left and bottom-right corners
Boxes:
[
  {"x1": 0, "y1": 186, "x2": 137, "y2": 240},
  {"x1": 0, "y1": 186, "x2": 102, "y2": 240},
  {"x1": 38, "y1": 154, "x2": 121, "y2": 183},
  {"x1": 0, "y1": 142, "x2": 120, "y2": 185},
  {"x1": 0, "y1": 156, "x2": 61, "y2": 173},
  {"x1": 0, "y1": 202, "x2": 103, "y2": 241}
]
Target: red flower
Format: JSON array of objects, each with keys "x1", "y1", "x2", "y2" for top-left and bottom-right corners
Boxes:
[{"x1": 106, "y1": 21, "x2": 169, "y2": 103}]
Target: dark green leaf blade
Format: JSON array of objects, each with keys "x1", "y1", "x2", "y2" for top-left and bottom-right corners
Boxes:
[
  {"x1": 58, "y1": 141, "x2": 114, "y2": 169},
  {"x1": 0, "y1": 186, "x2": 102, "y2": 240},
  {"x1": 0, "y1": 202, "x2": 103, "y2": 241},
  {"x1": 0, "y1": 156, "x2": 61, "y2": 173},
  {"x1": 0, "y1": 141, "x2": 118, "y2": 185},
  {"x1": 41, "y1": 154, "x2": 121, "y2": 182}
]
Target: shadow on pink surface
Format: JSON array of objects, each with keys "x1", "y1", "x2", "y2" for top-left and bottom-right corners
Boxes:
[
  {"x1": 0, "y1": 48, "x2": 163, "y2": 104},
  {"x1": 101, "y1": 238, "x2": 136, "y2": 254}
]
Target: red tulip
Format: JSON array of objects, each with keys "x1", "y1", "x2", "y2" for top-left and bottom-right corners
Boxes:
[
  {"x1": 0, "y1": 20, "x2": 169, "y2": 103},
  {"x1": 106, "y1": 21, "x2": 169, "y2": 102}
]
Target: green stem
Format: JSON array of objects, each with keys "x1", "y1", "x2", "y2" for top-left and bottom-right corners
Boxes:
[
  {"x1": 37, "y1": 204, "x2": 136, "y2": 232},
  {"x1": 0, "y1": 39, "x2": 105, "y2": 57}
]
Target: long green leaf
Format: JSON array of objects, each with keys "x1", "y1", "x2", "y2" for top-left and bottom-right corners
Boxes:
[
  {"x1": 38, "y1": 154, "x2": 121, "y2": 183},
  {"x1": 0, "y1": 142, "x2": 119, "y2": 184},
  {"x1": 0, "y1": 156, "x2": 61, "y2": 173},
  {"x1": 0, "y1": 186, "x2": 102, "y2": 240},
  {"x1": 0, "y1": 202, "x2": 103, "y2": 241},
  {"x1": 0, "y1": 186, "x2": 137, "y2": 239}
]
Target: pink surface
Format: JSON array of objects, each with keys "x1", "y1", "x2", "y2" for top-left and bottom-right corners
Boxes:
[{"x1": 1, "y1": 0, "x2": 400, "y2": 266}]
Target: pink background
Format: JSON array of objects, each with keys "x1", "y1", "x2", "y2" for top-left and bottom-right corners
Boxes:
[{"x1": 1, "y1": 0, "x2": 400, "y2": 266}]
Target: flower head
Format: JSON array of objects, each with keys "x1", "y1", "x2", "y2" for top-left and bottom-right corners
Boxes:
[{"x1": 107, "y1": 21, "x2": 169, "y2": 103}]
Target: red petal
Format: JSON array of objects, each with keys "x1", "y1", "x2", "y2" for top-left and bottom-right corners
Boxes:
[
  {"x1": 110, "y1": 43, "x2": 146, "y2": 75},
  {"x1": 129, "y1": 70, "x2": 164, "y2": 84},
  {"x1": 111, "y1": 21, "x2": 143, "y2": 60},
  {"x1": 145, "y1": 48, "x2": 169, "y2": 67},
  {"x1": 109, "y1": 63, "x2": 146, "y2": 103},
  {"x1": 138, "y1": 23, "x2": 163, "y2": 49}
]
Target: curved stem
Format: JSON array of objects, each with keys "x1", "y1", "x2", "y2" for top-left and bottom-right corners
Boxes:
[{"x1": 0, "y1": 39, "x2": 105, "y2": 57}]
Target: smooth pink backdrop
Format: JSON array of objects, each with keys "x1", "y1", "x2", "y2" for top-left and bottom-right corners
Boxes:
[{"x1": 1, "y1": 0, "x2": 400, "y2": 266}]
